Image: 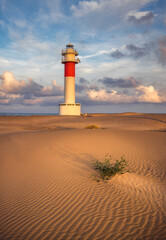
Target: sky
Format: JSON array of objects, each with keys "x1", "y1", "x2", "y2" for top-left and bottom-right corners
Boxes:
[{"x1": 0, "y1": 0, "x2": 166, "y2": 113}]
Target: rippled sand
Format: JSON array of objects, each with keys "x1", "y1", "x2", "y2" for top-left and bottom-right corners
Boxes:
[{"x1": 0, "y1": 113, "x2": 166, "y2": 240}]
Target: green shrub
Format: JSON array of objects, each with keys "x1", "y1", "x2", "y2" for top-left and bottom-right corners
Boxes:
[
  {"x1": 92, "y1": 154, "x2": 127, "y2": 180},
  {"x1": 85, "y1": 124, "x2": 99, "y2": 129}
]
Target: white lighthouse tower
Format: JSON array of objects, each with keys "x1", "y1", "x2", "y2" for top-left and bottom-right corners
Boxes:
[{"x1": 59, "y1": 43, "x2": 81, "y2": 115}]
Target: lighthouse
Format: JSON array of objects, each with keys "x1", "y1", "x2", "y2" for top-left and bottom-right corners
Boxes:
[{"x1": 59, "y1": 43, "x2": 81, "y2": 115}]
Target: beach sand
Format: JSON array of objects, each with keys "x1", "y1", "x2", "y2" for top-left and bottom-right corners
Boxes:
[{"x1": 0, "y1": 113, "x2": 166, "y2": 240}]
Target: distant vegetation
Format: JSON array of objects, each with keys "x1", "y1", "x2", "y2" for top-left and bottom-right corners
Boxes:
[
  {"x1": 85, "y1": 124, "x2": 99, "y2": 129},
  {"x1": 92, "y1": 154, "x2": 127, "y2": 181}
]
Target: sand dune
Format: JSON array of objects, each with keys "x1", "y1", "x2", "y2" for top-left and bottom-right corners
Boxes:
[{"x1": 0, "y1": 114, "x2": 166, "y2": 239}]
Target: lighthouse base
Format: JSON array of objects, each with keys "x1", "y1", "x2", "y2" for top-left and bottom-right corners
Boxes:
[{"x1": 59, "y1": 103, "x2": 81, "y2": 116}]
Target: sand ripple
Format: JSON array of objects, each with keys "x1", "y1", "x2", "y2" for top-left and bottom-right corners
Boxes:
[{"x1": 0, "y1": 116, "x2": 166, "y2": 240}]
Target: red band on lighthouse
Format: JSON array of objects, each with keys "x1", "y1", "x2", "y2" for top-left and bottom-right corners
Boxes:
[{"x1": 65, "y1": 62, "x2": 75, "y2": 77}]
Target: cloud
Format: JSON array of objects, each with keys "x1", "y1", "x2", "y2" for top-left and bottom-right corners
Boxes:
[
  {"x1": 87, "y1": 89, "x2": 134, "y2": 103},
  {"x1": 8, "y1": 30, "x2": 55, "y2": 55},
  {"x1": 136, "y1": 85, "x2": 162, "y2": 103},
  {"x1": 36, "y1": 0, "x2": 70, "y2": 26},
  {"x1": 158, "y1": 35, "x2": 166, "y2": 65},
  {"x1": 79, "y1": 42, "x2": 152, "y2": 63},
  {"x1": 76, "y1": 77, "x2": 100, "y2": 93},
  {"x1": 100, "y1": 76, "x2": 141, "y2": 88},
  {"x1": 71, "y1": 1, "x2": 100, "y2": 18},
  {"x1": 71, "y1": 0, "x2": 155, "y2": 30},
  {"x1": 126, "y1": 44, "x2": 151, "y2": 58},
  {"x1": 71, "y1": 0, "x2": 154, "y2": 18},
  {"x1": 75, "y1": 77, "x2": 93, "y2": 93},
  {"x1": 110, "y1": 50, "x2": 125, "y2": 59},
  {"x1": 0, "y1": 90, "x2": 22, "y2": 105},
  {"x1": 87, "y1": 85, "x2": 163, "y2": 104},
  {"x1": 0, "y1": 71, "x2": 63, "y2": 105},
  {"x1": 40, "y1": 95, "x2": 63, "y2": 106},
  {"x1": 110, "y1": 43, "x2": 152, "y2": 59},
  {"x1": 0, "y1": 0, "x2": 68, "y2": 29},
  {"x1": 80, "y1": 43, "x2": 152, "y2": 61},
  {"x1": 75, "y1": 84, "x2": 86, "y2": 93},
  {"x1": 0, "y1": 71, "x2": 27, "y2": 93},
  {"x1": 0, "y1": 71, "x2": 63, "y2": 96},
  {"x1": 79, "y1": 77, "x2": 89, "y2": 84},
  {"x1": 0, "y1": 71, "x2": 165, "y2": 107},
  {"x1": 127, "y1": 11, "x2": 154, "y2": 24},
  {"x1": 79, "y1": 50, "x2": 109, "y2": 59}
]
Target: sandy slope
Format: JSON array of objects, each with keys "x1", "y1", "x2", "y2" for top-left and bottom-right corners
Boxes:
[{"x1": 0, "y1": 114, "x2": 166, "y2": 240}]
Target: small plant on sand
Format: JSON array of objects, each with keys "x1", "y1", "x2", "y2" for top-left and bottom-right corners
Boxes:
[
  {"x1": 85, "y1": 124, "x2": 99, "y2": 129},
  {"x1": 92, "y1": 154, "x2": 127, "y2": 180}
]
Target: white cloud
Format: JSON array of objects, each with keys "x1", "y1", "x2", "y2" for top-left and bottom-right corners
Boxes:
[
  {"x1": 127, "y1": 10, "x2": 154, "y2": 25},
  {"x1": 70, "y1": 0, "x2": 157, "y2": 34},
  {"x1": 87, "y1": 84, "x2": 164, "y2": 103},
  {"x1": 9, "y1": 31, "x2": 54, "y2": 54},
  {"x1": 0, "y1": 58, "x2": 10, "y2": 64},
  {"x1": 79, "y1": 49, "x2": 115, "y2": 59},
  {"x1": 127, "y1": 11, "x2": 151, "y2": 19},
  {"x1": 1, "y1": 71, "x2": 26, "y2": 92},
  {"x1": 35, "y1": 0, "x2": 70, "y2": 27},
  {"x1": 0, "y1": 71, "x2": 63, "y2": 106},
  {"x1": 71, "y1": 1, "x2": 100, "y2": 17},
  {"x1": 87, "y1": 89, "x2": 134, "y2": 103},
  {"x1": 136, "y1": 85, "x2": 162, "y2": 103},
  {"x1": 71, "y1": 0, "x2": 154, "y2": 19}
]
